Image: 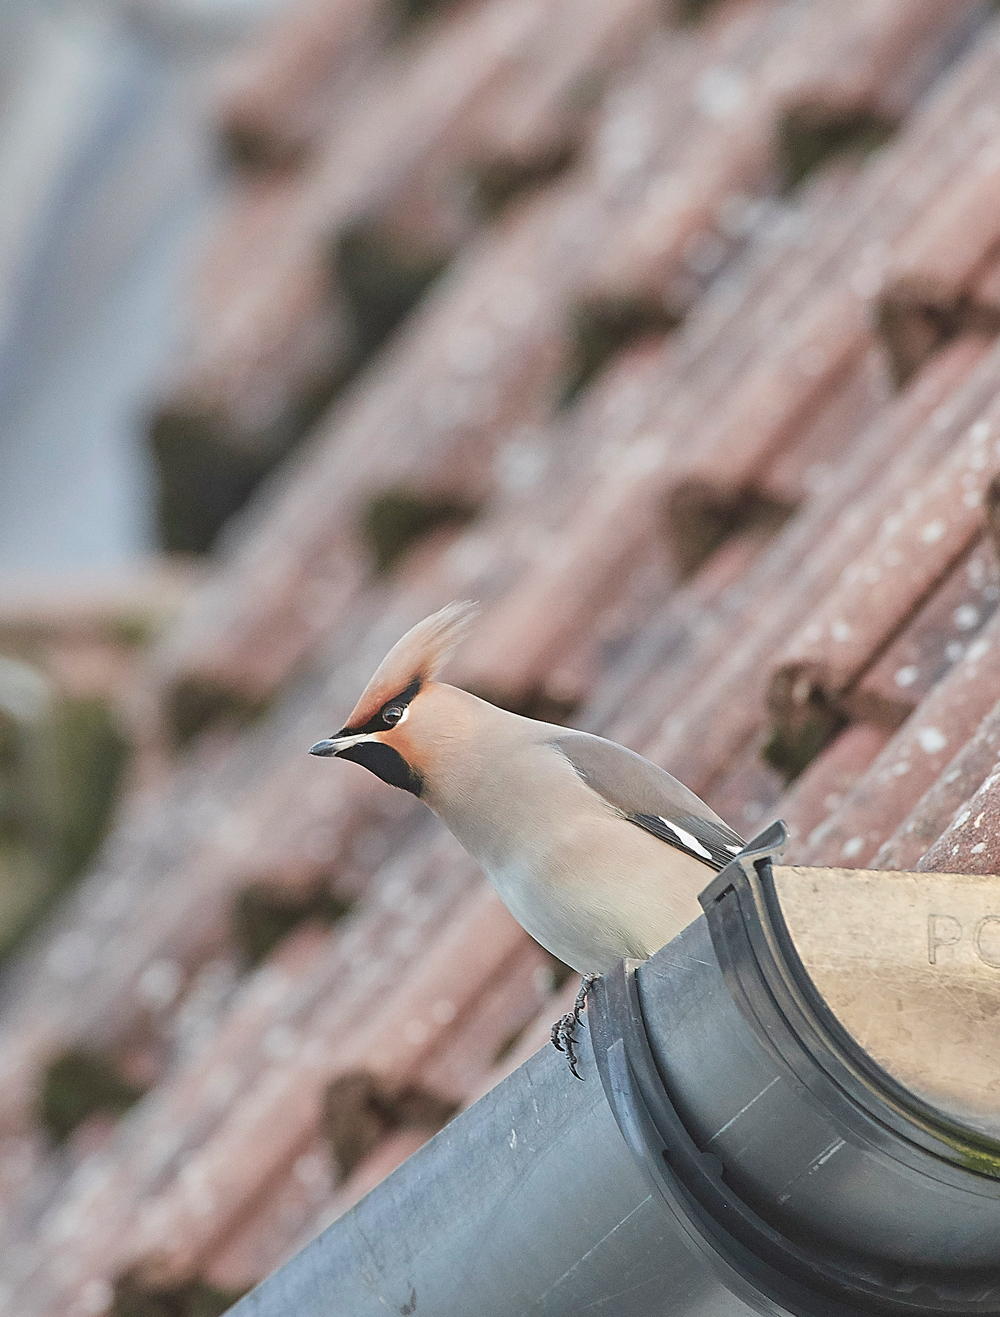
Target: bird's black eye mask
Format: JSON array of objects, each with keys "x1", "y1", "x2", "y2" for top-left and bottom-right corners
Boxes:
[{"x1": 335, "y1": 678, "x2": 422, "y2": 737}]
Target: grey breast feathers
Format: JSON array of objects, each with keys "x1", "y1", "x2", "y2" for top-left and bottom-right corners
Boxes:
[{"x1": 550, "y1": 731, "x2": 745, "y2": 872}]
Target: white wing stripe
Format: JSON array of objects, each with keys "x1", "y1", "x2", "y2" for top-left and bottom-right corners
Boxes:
[{"x1": 658, "y1": 817, "x2": 713, "y2": 862}]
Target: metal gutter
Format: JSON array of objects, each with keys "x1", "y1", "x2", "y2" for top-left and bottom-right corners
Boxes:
[{"x1": 226, "y1": 823, "x2": 1000, "y2": 1316}]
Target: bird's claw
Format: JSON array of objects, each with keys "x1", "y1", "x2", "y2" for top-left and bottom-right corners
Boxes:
[
  {"x1": 550, "y1": 1011, "x2": 582, "y2": 1078},
  {"x1": 550, "y1": 974, "x2": 598, "y2": 1080}
]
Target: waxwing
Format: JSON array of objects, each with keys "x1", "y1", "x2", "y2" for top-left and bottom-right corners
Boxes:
[{"x1": 309, "y1": 602, "x2": 745, "y2": 981}]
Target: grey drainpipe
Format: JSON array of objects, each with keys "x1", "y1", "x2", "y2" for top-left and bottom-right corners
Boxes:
[{"x1": 227, "y1": 823, "x2": 1000, "y2": 1316}]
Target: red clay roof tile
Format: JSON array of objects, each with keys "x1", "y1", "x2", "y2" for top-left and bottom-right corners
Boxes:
[
  {"x1": 770, "y1": 392, "x2": 1000, "y2": 718},
  {"x1": 6, "y1": 5, "x2": 1000, "y2": 1311},
  {"x1": 792, "y1": 609, "x2": 1000, "y2": 866},
  {"x1": 152, "y1": 0, "x2": 986, "y2": 706},
  {"x1": 852, "y1": 537, "x2": 1000, "y2": 722},
  {"x1": 873, "y1": 696, "x2": 1000, "y2": 871},
  {"x1": 213, "y1": 0, "x2": 388, "y2": 166},
  {"x1": 640, "y1": 336, "x2": 992, "y2": 793}
]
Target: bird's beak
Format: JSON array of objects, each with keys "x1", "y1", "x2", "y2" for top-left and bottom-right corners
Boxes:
[{"x1": 309, "y1": 732, "x2": 376, "y2": 757}]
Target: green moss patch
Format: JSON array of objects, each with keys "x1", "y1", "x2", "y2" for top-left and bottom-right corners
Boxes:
[
  {"x1": 337, "y1": 224, "x2": 447, "y2": 370},
  {"x1": 471, "y1": 144, "x2": 577, "y2": 221},
  {"x1": 48, "y1": 696, "x2": 130, "y2": 885},
  {"x1": 675, "y1": 0, "x2": 726, "y2": 24},
  {"x1": 956, "y1": 1144, "x2": 1000, "y2": 1179},
  {"x1": 233, "y1": 882, "x2": 354, "y2": 969},
  {"x1": 761, "y1": 713, "x2": 847, "y2": 784},
  {"x1": 560, "y1": 297, "x2": 680, "y2": 408},
  {"x1": 168, "y1": 678, "x2": 272, "y2": 748},
  {"x1": 40, "y1": 1047, "x2": 146, "y2": 1145},
  {"x1": 362, "y1": 489, "x2": 478, "y2": 575},
  {"x1": 667, "y1": 481, "x2": 796, "y2": 579},
  {"x1": 150, "y1": 413, "x2": 269, "y2": 556},
  {"x1": 323, "y1": 1071, "x2": 458, "y2": 1179},
  {"x1": 763, "y1": 666, "x2": 848, "y2": 783},
  {"x1": 151, "y1": 375, "x2": 345, "y2": 556},
  {"x1": 106, "y1": 613, "x2": 162, "y2": 649},
  {"x1": 0, "y1": 840, "x2": 53, "y2": 962},
  {"x1": 391, "y1": 0, "x2": 470, "y2": 37},
  {"x1": 778, "y1": 108, "x2": 897, "y2": 194},
  {"x1": 112, "y1": 1275, "x2": 247, "y2": 1317},
  {"x1": 0, "y1": 688, "x2": 129, "y2": 962},
  {"x1": 875, "y1": 294, "x2": 1000, "y2": 389}
]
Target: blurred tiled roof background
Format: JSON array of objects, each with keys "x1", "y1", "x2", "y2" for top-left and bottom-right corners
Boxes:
[{"x1": 4, "y1": 0, "x2": 1000, "y2": 1312}]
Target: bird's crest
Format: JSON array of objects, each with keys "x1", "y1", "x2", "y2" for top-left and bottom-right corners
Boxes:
[{"x1": 344, "y1": 601, "x2": 479, "y2": 729}]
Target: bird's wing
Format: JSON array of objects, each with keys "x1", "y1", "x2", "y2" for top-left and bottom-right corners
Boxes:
[{"x1": 550, "y1": 731, "x2": 745, "y2": 872}]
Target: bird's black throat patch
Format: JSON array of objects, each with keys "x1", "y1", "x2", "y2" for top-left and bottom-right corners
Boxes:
[{"x1": 337, "y1": 741, "x2": 423, "y2": 796}]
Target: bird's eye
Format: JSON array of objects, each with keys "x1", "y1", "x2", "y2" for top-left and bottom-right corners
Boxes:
[{"x1": 382, "y1": 704, "x2": 404, "y2": 726}]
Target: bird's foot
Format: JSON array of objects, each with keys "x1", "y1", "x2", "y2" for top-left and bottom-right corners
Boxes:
[{"x1": 550, "y1": 974, "x2": 598, "y2": 1080}]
